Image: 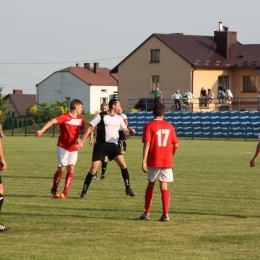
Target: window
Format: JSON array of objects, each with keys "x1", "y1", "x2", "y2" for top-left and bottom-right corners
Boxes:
[
  {"x1": 218, "y1": 76, "x2": 229, "y2": 91},
  {"x1": 8, "y1": 99, "x2": 12, "y2": 104},
  {"x1": 150, "y1": 49, "x2": 160, "y2": 62},
  {"x1": 100, "y1": 97, "x2": 108, "y2": 105},
  {"x1": 151, "y1": 75, "x2": 159, "y2": 92},
  {"x1": 101, "y1": 89, "x2": 107, "y2": 93},
  {"x1": 242, "y1": 76, "x2": 257, "y2": 92},
  {"x1": 65, "y1": 97, "x2": 71, "y2": 105}
]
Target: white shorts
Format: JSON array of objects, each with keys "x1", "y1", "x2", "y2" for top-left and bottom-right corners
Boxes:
[
  {"x1": 147, "y1": 167, "x2": 174, "y2": 183},
  {"x1": 56, "y1": 146, "x2": 78, "y2": 167}
]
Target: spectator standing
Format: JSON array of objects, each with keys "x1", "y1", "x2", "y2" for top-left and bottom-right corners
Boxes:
[
  {"x1": 154, "y1": 87, "x2": 162, "y2": 105},
  {"x1": 199, "y1": 87, "x2": 207, "y2": 107},
  {"x1": 35, "y1": 99, "x2": 87, "y2": 199},
  {"x1": 225, "y1": 89, "x2": 233, "y2": 104},
  {"x1": 140, "y1": 103, "x2": 178, "y2": 222},
  {"x1": 171, "y1": 89, "x2": 182, "y2": 111}
]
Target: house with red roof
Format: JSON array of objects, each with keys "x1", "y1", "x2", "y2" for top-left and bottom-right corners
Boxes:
[
  {"x1": 3, "y1": 89, "x2": 36, "y2": 118},
  {"x1": 111, "y1": 22, "x2": 260, "y2": 112},
  {"x1": 36, "y1": 62, "x2": 118, "y2": 114}
]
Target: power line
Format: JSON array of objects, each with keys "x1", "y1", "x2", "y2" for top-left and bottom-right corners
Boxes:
[{"x1": 0, "y1": 56, "x2": 125, "y2": 65}]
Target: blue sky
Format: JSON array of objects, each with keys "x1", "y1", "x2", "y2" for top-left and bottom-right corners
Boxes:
[{"x1": 0, "y1": 0, "x2": 259, "y2": 96}]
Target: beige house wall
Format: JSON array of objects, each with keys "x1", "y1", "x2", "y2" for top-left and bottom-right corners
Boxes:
[{"x1": 118, "y1": 35, "x2": 191, "y2": 111}]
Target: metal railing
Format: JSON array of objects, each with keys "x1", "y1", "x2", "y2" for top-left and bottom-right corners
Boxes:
[{"x1": 128, "y1": 97, "x2": 260, "y2": 113}]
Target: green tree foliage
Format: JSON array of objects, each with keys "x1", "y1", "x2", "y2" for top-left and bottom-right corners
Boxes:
[
  {"x1": 28, "y1": 100, "x2": 68, "y2": 123},
  {"x1": 0, "y1": 86, "x2": 7, "y2": 123}
]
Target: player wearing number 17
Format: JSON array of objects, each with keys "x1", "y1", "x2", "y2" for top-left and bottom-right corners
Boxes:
[{"x1": 140, "y1": 103, "x2": 178, "y2": 222}]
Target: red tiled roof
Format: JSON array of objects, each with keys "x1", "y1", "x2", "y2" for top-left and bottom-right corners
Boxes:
[
  {"x1": 110, "y1": 32, "x2": 260, "y2": 72},
  {"x1": 58, "y1": 66, "x2": 118, "y2": 86},
  {"x1": 154, "y1": 33, "x2": 260, "y2": 68},
  {"x1": 3, "y1": 94, "x2": 36, "y2": 117}
]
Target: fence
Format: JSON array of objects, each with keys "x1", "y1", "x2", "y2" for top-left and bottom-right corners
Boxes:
[{"x1": 128, "y1": 97, "x2": 260, "y2": 113}]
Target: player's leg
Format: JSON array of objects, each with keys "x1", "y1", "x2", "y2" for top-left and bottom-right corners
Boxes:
[
  {"x1": 51, "y1": 147, "x2": 67, "y2": 198},
  {"x1": 79, "y1": 160, "x2": 101, "y2": 199},
  {"x1": 0, "y1": 177, "x2": 10, "y2": 232},
  {"x1": 122, "y1": 140, "x2": 127, "y2": 153},
  {"x1": 140, "y1": 180, "x2": 155, "y2": 220},
  {"x1": 118, "y1": 140, "x2": 122, "y2": 152},
  {"x1": 158, "y1": 168, "x2": 173, "y2": 222},
  {"x1": 60, "y1": 164, "x2": 75, "y2": 199},
  {"x1": 113, "y1": 154, "x2": 135, "y2": 197},
  {"x1": 101, "y1": 156, "x2": 108, "y2": 179}
]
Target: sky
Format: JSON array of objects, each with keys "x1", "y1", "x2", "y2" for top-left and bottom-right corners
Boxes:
[{"x1": 1, "y1": 0, "x2": 260, "y2": 96}]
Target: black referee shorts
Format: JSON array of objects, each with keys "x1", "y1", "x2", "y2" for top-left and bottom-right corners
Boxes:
[{"x1": 92, "y1": 143, "x2": 121, "y2": 162}]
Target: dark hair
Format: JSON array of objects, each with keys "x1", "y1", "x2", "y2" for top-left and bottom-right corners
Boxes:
[
  {"x1": 108, "y1": 98, "x2": 120, "y2": 109},
  {"x1": 153, "y1": 102, "x2": 165, "y2": 117},
  {"x1": 70, "y1": 99, "x2": 83, "y2": 110}
]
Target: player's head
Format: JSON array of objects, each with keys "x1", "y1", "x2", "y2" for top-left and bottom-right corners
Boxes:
[
  {"x1": 100, "y1": 103, "x2": 108, "y2": 112},
  {"x1": 70, "y1": 99, "x2": 83, "y2": 110},
  {"x1": 153, "y1": 103, "x2": 165, "y2": 117},
  {"x1": 109, "y1": 98, "x2": 120, "y2": 109}
]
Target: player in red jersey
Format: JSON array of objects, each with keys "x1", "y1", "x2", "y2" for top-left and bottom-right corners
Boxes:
[
  {"x1": 35, "y1": 99, "x2": 86, "y2": 199},
  {"x1": 140, "y1": 103, "x2": 178, "y2": 222}
]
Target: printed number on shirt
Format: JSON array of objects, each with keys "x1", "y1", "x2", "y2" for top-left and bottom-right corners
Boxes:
[{"x1": 156, "y1": 129, "x2": 169, "y2": 146}]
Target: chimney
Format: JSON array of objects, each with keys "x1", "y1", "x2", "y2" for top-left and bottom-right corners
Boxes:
[
  {"x1": 84, "y1": 63, "x2": 91, "y2": 69},
  {"x1": 94, "y1": 62, "x2": 99, "y2": 74},
  {"x1": 214, "y1": 22, "x2": 237, "y2": 59},
  {"x1": 13, "y1": 89, "x2": 23, "y2": 94},
  {"x1": 76, "y1": 63, "x2": 81, "y2": 67}
]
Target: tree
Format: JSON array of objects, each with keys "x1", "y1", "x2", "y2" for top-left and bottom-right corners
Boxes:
[
  {"x1": 0, "y1": 87, "x2": 7, "y2": 123},
  {"x1": 28, "y1": 100, "x2": 68, "y2": 123}
]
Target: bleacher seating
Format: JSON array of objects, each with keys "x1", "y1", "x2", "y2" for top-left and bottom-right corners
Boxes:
[{"x1": 126, "y1": 111, "x2": 260, "y2": 139}]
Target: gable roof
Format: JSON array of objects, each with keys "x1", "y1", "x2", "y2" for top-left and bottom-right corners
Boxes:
[
  {"x1": 3, "y1": 94, "x2": 36, "y2": 117},
  {"x1": 37, "y1": 66, "x2": 118, "y2": 86},
  {"x1": 110, "y1": 31, "x2": 260, "y2": 72}
]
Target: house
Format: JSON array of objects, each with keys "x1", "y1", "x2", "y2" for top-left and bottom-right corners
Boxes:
[
  {"x1": 111, "y1": 22, "x2": 260, "y2": 112},
  {"x1": 3, "y1": 89, "x2": 36, "y2": 119},
  {"x1": 36, "y1": 63, "x2": 118, "y2": 114}
]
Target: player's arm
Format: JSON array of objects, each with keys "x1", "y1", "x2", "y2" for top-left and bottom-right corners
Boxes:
[
  {"x1": 0, "y1": 124, "x2": 4, "y2": 138},
  {"x1": 123, "y1": 127, "x2": 135, "y2": 136},
  {"x1": 35, "y1": 118, "x2": 57, "y2": 137},
  {"x1": 89, "y1": 130, "x2": 94, "y2": 146},
  {"x1": 142, "y1": 142, "x2": 150, "y2": 173},
  {"x1": 0, "y1": 139, "x2": 7, "y2": 171},
  {"x1": 76, "y1": 124, "x2": 94, "y2": 149},
  {"x1": 173, "y1": 143, "x2": 179, "y2": 156},
  {"x1": 250, "y1": 141, "x2": 260, "y2": 167},
  {"x1": 124, "y1": 118, "x2": 128, "y2": 127}
]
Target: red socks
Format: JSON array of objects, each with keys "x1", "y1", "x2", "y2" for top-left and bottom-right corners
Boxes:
[
  {"x1": 52, "y1": 171, "x2": 62, "y2": 191},
  {"x1": 161, "y1": 189, "x2": 170, "y2": 215},
  {"x1": 63, "y1": 172, "x2": 74, "y2": 194},
  {"x1": 145, "y1": 186, "x2": 154, "y2": 214}
]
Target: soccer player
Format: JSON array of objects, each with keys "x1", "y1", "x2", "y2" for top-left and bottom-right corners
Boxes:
[
  {"x1": 90, "y1": 103, "x2": 109, "y2": 180},
  {"x1": 35, "y1": 99, "x2": 87, "y2": 199},
  {"x1": 77, "y1": 98, "x2": 136, "y2": 199},
  {"x1": 140, "y1": 103, "x2": 178, "y2": 222},
  {"x1": 0, "y1": 136, "x2": 9, "y2": 232},
  {"x1": 118, "y1": 108, "x2": 128, "y2": 154}
]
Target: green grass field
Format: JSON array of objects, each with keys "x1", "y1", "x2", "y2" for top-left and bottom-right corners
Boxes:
[{"x1": 0, "y1": 136, "x2": 260, "y2": 260}]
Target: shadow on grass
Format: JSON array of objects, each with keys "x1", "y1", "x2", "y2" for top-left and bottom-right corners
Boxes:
[{"x1": 3, "y1": 208, "x2": 259, "y2": 220}]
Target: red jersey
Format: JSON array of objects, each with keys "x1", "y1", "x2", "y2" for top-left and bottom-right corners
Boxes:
[
  {"x1": 55, "y1": 113, "x2": 86, "y2": 152},
  {"x1": 142, "y1": 119, "x2": 178, "y2": 168}
]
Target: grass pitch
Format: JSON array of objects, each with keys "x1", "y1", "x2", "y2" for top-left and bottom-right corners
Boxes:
[{"x1": 0, "y1": 136, "x2": 260, "y2": 260}]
